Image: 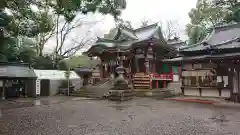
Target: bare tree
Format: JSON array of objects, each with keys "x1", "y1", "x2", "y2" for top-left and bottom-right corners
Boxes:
[
  {"x1": 51, "y1": 15, "x2": 99, "y2": 66},
  {"x1": 159, "y1": 20, "x2": 180, "y2": 40},
  {"x1": 36, "y1": 24, "x2": 56, "y2": 56}
]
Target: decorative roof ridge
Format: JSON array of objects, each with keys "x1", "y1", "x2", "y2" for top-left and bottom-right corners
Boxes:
[
  {"x1": 134, "y1": 23, "x2": 158, "y2": 32},
  {"x1": 179, "y1": 43, "x2": 201, "y2": 50},
  {"x1": 209, "y1": 23, "x2": 240, "y2": 32},
  {"x1": 213, "y1": 22, "x2": 240, "y2": 29},
  {"x1": 180, "y1": 37, "x2": 240, "y2": 52},
  {"x1": 169, "y1": 41, "x2": 186, "y2": 45}
]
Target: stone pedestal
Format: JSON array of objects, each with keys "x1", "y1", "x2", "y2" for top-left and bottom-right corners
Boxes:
[{"x1": 108, "y1": 90, "x2": 134, "y2": 101}]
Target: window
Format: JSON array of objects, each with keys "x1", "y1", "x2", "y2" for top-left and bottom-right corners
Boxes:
[
  {"x1": 182, "y1": 69, "x2": 217, "y2": 87},
  {"x1": 173, "y1": 66, "x2": 179, "y2": 74},
  {"x1": 162, "y1": 64, "x2": 170, "y2": 73}
]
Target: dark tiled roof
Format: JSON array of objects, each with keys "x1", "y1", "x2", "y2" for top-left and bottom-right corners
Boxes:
[
  {"x1": 181, "y1": 23, "x2": 240, "y2": 52},
  {"x1": 0, "y1": 63, "x2": 36, "y2": 78},
  {"x1": 85, "y1": 23, "x2": 172, "y2": 55},
  {"x1": 163, "y1": 52, "x2": 240, "y2": 62}
]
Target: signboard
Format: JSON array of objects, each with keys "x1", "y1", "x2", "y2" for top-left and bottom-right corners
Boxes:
[
  {"x1": 173, "y1": 75, "x2": 179, "y2": 82},
  {"x1": 36, "y1": 79, "x2": 41, "y2": 95}
]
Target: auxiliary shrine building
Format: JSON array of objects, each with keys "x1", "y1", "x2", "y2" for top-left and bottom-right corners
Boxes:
[{"x1": 164, "y1": 23, "x2": 240, "y2": 102}]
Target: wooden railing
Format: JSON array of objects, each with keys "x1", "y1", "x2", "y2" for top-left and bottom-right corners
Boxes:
[
  {"x1": 151, "y1": 73, "x2": 173, "y2": 80},
  {"x1": 132, "y1": 73, "x2": 174, "y2": 89}
]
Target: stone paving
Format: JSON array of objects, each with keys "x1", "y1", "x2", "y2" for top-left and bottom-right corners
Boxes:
[{"x1": 0, "y1": 97, "x2": 240, "y2": 135}]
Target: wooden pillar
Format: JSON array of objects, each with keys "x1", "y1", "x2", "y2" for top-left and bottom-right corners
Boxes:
[
  {"x1": 155, "y1": 80, "x2": 158, "y2": 88},
  {"x1": 228, "y1": 68, "x2": 233, "y2": 99},
  {"x1": 163, "y1": 81, "x2": 167, "y2": 88},
  {"x1": 145, "y1": 58, "x2": 149, "y2": 74},
  {"x1": 238, "y1": 71, "x2": 240, "y2": 101},
  {"x1": 154, "y1": 60, "x2": 158, "y2": 88},
  {"x1": 25, "y1": 80, "x2": 28, "y2": 98},
  {"x1": 100, "y1": 58, "x2": 103, "y2": 79},
  {"x1": 134, "y1": 58, "x2": 139, "y2": 73},
  {"x1": 1, "y1": 80, "x2": 5, "y2": 100},
  {"x1": 152, "y1": 60, "x2": 155, "y2": 73},
  {"x1": 233, "y1": 68, "x2": 238, "y2": 94},
  {"x1": 170, "y1": 65, "x2": 174, "y2": 80}
]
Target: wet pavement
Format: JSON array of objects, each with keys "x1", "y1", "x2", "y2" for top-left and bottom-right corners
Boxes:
[{"x1": 0, "y1": 97, "x2": 240, "y2": 135}]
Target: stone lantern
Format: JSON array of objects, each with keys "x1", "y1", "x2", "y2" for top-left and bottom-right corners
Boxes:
[{"x1": 116, "y1": 65, "x2": 125, "y2": 79}]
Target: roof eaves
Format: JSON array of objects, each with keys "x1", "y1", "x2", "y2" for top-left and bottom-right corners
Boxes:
[
  {"x1": 119, "y1": 27, "x2": 139, "y2": 40},
  {"x1": 213, "y1": 23, "x2": 240, "y2": 30}
]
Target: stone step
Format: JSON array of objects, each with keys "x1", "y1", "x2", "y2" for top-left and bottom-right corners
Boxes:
[
  {"x1": 71, "y1": 93, "x2": 103, "y2": 98},
  {"x1": 109, "y1": 96, "x2": 134, "y2": 101},
  {"x1": 71, "y1": 90, "x2": 108, "y2": 98},
  {"x1": 134, "y1": 90, "x2": 173, "y2": 99},
  {"x1": 108, "y1": 90, "x2": 135, "y2": 101}
]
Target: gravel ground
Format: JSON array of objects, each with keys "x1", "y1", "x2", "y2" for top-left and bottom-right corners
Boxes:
[{"x1": 0, "y1": 97, "x2": 240, "y2": 135}]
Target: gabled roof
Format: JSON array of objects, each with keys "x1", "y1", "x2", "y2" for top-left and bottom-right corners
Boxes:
[
  {"x1": 34, "y1": 70, "x2": 80, "y2": 80},
  {"x1": 181, "y1": 23, "x2": 240, "y2": 52},
  {"x1": 86, "y1": 23, "x2": 170, "y2": 55},
  {"x1": 115, "y1": 25, "x2": 138, "y2": 40}
]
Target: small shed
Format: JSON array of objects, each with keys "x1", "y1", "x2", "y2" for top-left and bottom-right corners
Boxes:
[
  {"x1": 34, "y1": 70, "x2": 82, "y2": 96},
  {"x1": 0, "y1": 62, "x2": 37, "y2": 99}
]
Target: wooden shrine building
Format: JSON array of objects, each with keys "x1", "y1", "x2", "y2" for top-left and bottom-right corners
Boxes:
[
  {"x1": 164, "y1": 23, "x2": 240, "y2": 101},
  {"x1": 84, "y1": 23, "x2": 181, "y2": 89}
]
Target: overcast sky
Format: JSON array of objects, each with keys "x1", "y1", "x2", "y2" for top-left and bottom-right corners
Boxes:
[
  {"x1": 45, "y1": 0, "x2": 197, "y2": 54},
  {"x1": 97, "y1": 0, "x2": 197, "y2": 37}
]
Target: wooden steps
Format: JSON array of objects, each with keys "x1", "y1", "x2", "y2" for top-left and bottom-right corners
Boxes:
[{"x1": 132, "y1": 73, "x2": 151, "y2": 89}]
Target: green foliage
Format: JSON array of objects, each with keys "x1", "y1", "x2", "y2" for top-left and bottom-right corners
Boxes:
[
  {"x1": 186, "y1": 24, "x2": 208, "y2": 45},
  {"x1": 58, "y1": 60, "x2": 69, "y2": 70},
  {"x1": 0, "y1": 36, "x2": 37, "y2": 63},
  {"x1": 186, "y1": 0, "x2": 240, "y2": 45},
  {"x1": 53, "y1": 0, "x2": 126, "y2": 22},
  {"x1": 63, "y1": 55, "x2": 99, "y2": 69},
  {"x1": 1, "y1": 0, "x2": 127, "y2": 69},
  {"x1": 223, "y1": 2, "x2": 240, "y2": 22},
  {"x1": 32, "y1": 55, "x2": 54, "y2": 69},
  {"x1": 186, "y1": 0, "x2": 230, "y2": 44}
]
